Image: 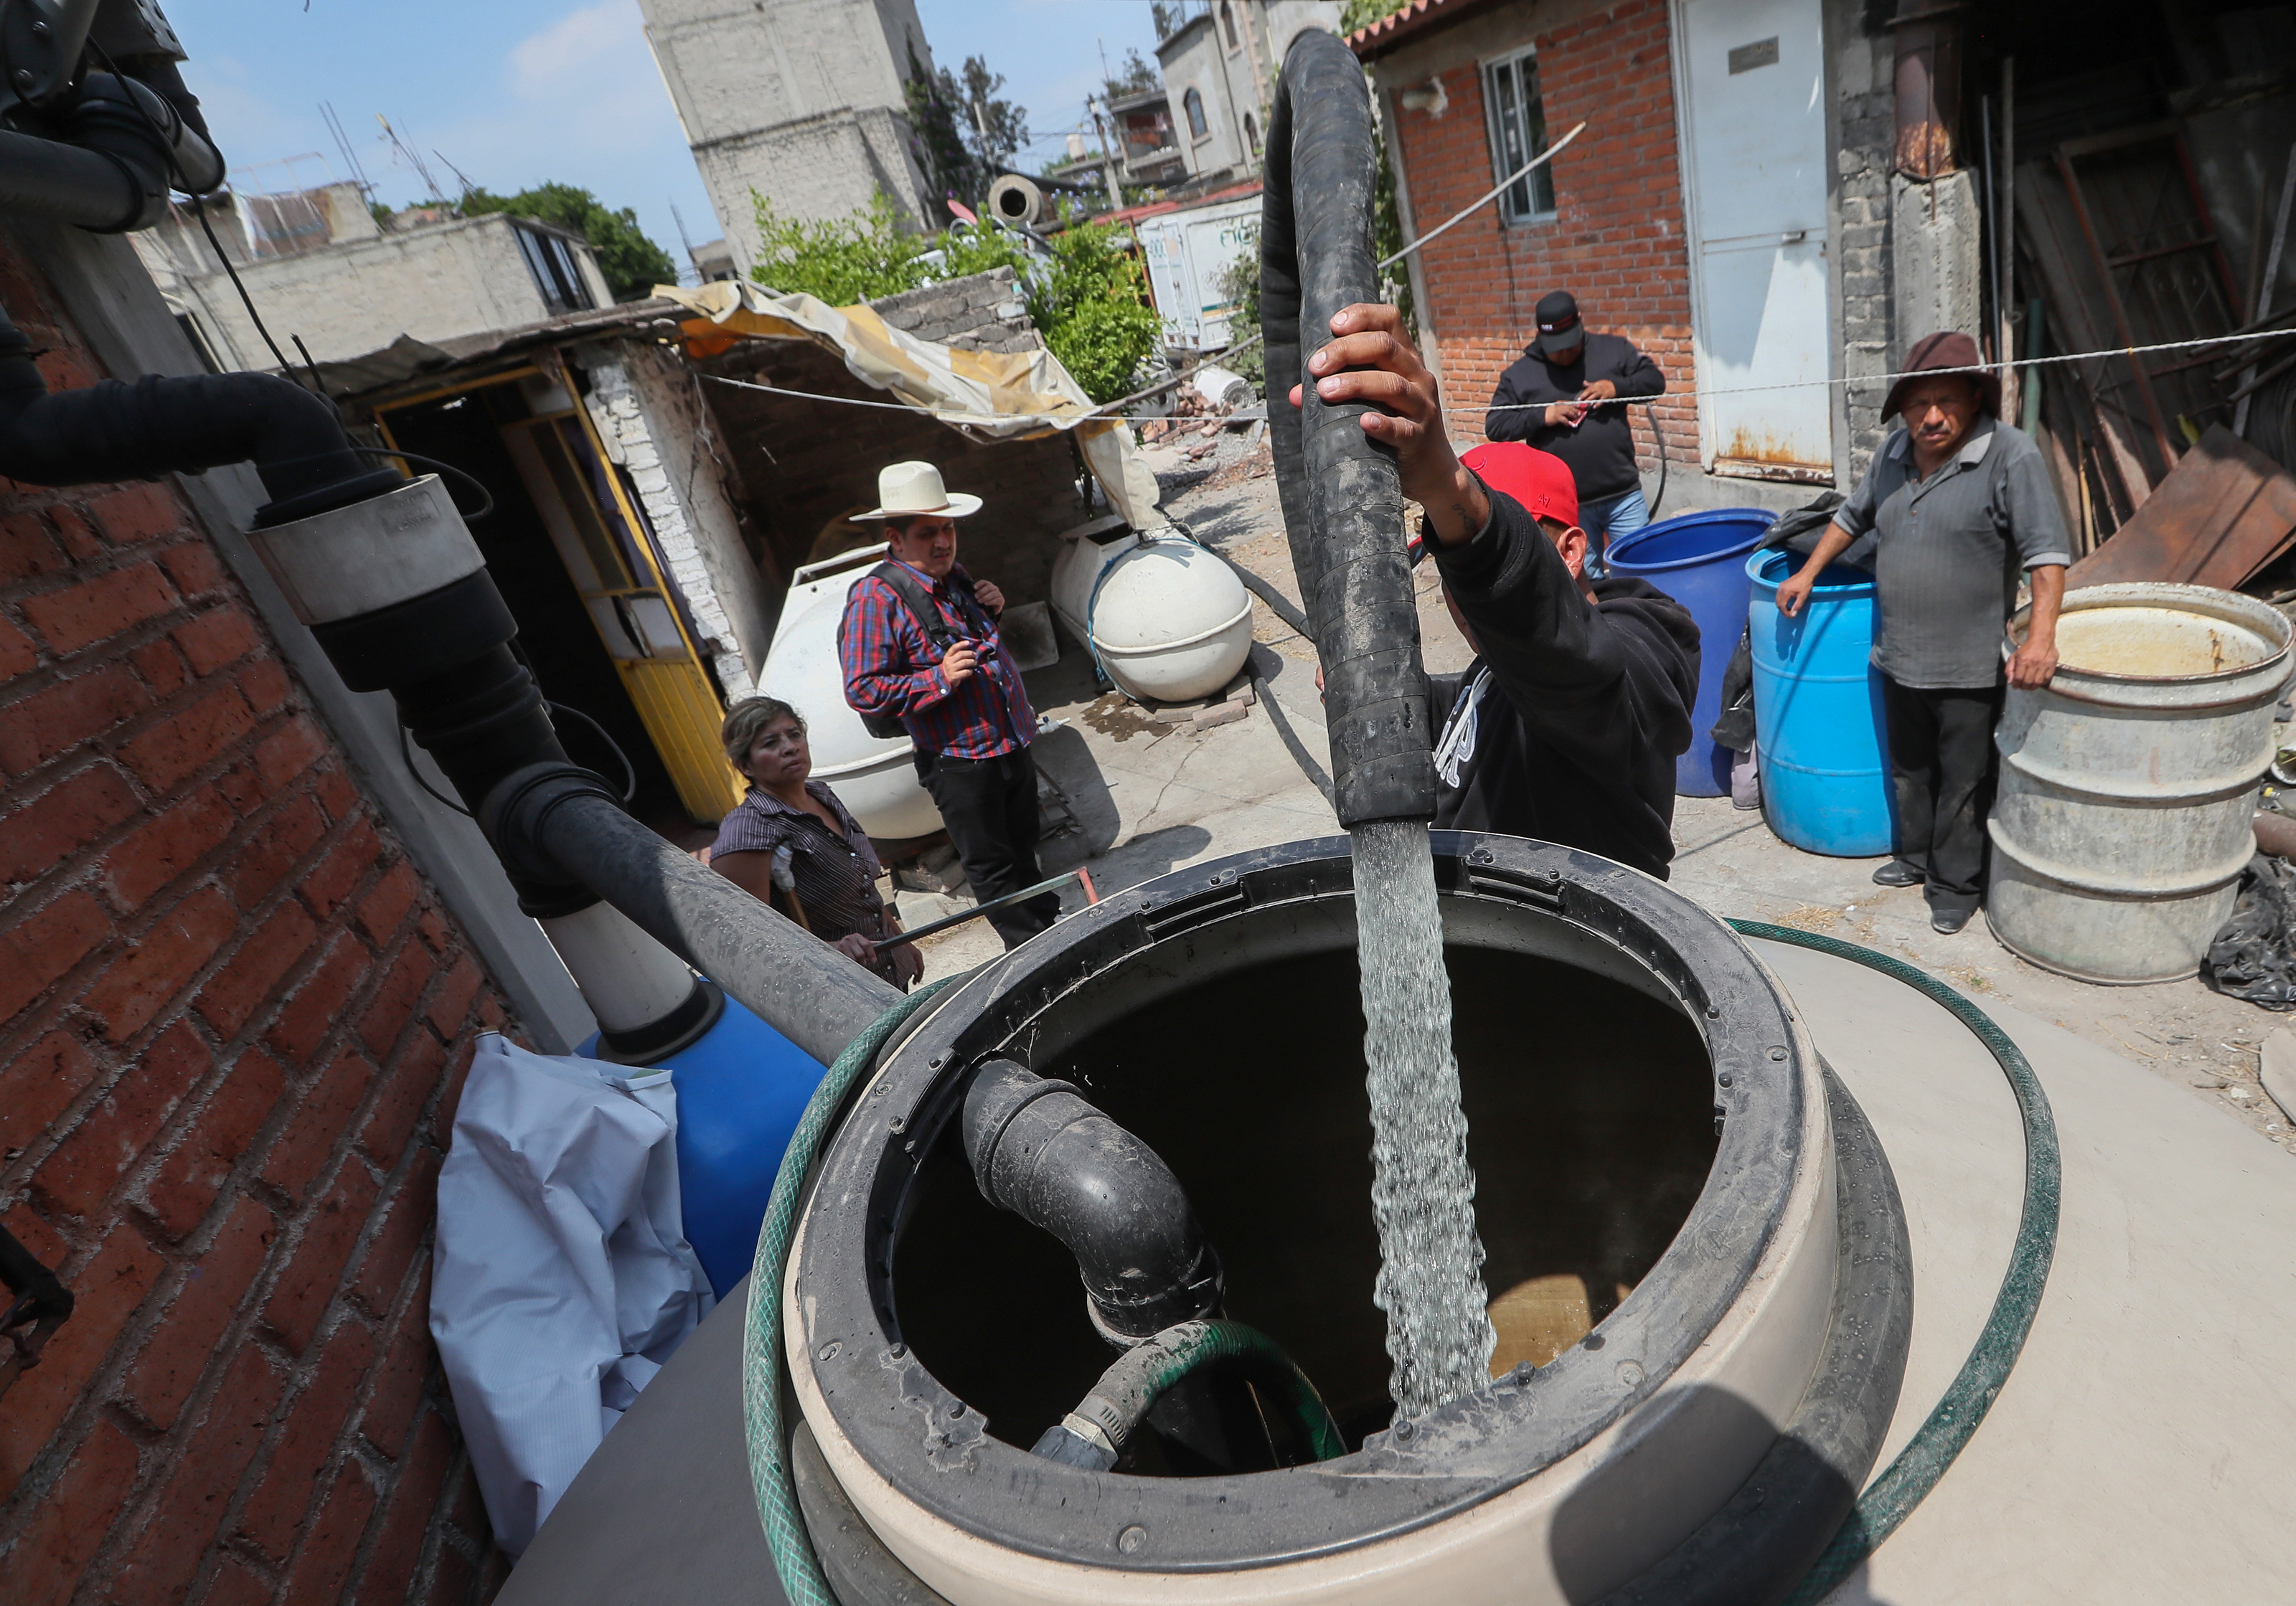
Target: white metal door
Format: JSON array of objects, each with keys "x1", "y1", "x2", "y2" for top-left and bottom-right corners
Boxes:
[{"x1": 1675, "y1": 0, "x2": 1833, "y2": 479}]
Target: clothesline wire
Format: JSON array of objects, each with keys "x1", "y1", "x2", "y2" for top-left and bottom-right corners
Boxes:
[{"x1": 705, "y1": 329, "x2": 2285, "y2": 428}]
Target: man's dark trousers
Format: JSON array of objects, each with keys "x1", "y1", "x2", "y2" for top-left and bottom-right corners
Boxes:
[
  {"x1": 1880, "y1": 675, "x2": 2003, "y2": 914},
  {"x1": 916, "y1": 747, "x2": 1060, "y2": 948}
]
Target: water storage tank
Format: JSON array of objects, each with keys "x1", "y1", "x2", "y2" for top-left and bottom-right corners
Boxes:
[
  {"x1": 759, "y1": 547, "x2": 942, "y2": 841},
  {"x1": 1606, "y1": 509, "x2": 1774, "y2": 795},
  {"x1": 784, "y1": 833, "x2": 1909, "y2": 1606},
  {"x1": 1987, "y1": 582, "x2": 2292, "y2": 983},
  {"x1": 1051, "y1": 521, "x2": 1253, "y2": 704},
  {"x1": 1746, "y1": 549, "x2": 1893, "y2": 856}
]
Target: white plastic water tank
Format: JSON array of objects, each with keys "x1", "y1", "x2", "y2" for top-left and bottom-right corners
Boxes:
[
  {"x1": 759, "y1": 547, "x2": 944, "y2": 841},
  {"x1": 1050, "y1": 519, "x2": 1253, "y2": 704}
]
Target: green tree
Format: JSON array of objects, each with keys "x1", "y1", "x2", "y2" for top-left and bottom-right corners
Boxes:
[
  {"x1": 904, "y1": 42, "x2": 977, "y2": 212},
  {"x1": 1104, "y1": 47, "x2": 1159, "y2": 100},
  {"x1": 1339, "y1": 0, "x2": 1411, "y2": 30},
  {"x1": 749, "y1": 189, "x2": 931, "y2": 305},
  {"x1": 456, "y1": 182, "x2": 677, "y2": 301},
  {"x1": 745, "y1": 191, "x2": 1159, "y2": 405},
  {"x1": 958, "y1": 56, "x2": 1028, "y2": 181}
]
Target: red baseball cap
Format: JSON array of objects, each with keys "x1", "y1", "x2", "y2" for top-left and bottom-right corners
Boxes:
[{"x1": 1461, "y1": 441, "x2": 1580, "y2": 529}]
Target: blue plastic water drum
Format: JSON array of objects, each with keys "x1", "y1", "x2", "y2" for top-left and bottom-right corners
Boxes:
[
  {"x1": 1606, "y1": 509, "x2": 1777, "y2": 795},
  {"x1": 1744, "y1": 549, "x2": 1895, "y2": 857},
  {"x1": 580, "y1": 993, "x2": 826, "y2": 1296}
]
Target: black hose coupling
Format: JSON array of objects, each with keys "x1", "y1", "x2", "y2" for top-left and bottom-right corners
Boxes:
[
  {"x1": 476, "y1": 762, "x2": 624, "y2": 920},
  {"x1": 963, "y1": 1059, "x2": 1222, "y2": 1343}
]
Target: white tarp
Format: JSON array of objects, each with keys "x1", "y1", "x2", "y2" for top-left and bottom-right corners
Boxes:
[
  {"x1": 430, "y1": 1034, "x2": 714, "y2": 1554},
  {"x1": 657, "y1": 280, "x2": 1163, "y2": 530}
]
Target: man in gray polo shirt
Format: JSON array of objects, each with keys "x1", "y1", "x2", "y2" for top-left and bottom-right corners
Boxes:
[{"x1": 1776, "y1": 331, "x2": 2069, "y2": 934}]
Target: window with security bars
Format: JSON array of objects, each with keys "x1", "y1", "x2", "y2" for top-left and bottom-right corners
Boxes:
[{"x1": 1485, "y1": 48, "x2": 1556, "y2": 223}]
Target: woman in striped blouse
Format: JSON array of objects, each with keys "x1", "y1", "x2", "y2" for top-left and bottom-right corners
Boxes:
[{"x1": 709, "y1": 697, "x2": 923, "y2": 989}]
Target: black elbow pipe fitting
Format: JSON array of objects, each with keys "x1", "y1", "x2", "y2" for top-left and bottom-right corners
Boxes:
[
  {"x1": 0, "y1": 70, "x2": 224, "y2": 233},
  {"x1": 1261, "y1": 28, "x2": 1436, "y2": 828},
  {"x1": 963, "y1": 1059, "x2": 1222, "y2": 1343}
]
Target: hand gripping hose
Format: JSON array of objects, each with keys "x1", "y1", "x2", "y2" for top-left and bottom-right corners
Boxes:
[
  {"x1": 1729, "y1": 922, "x2": 2061, "y2": 1604},
  {"x1": 743, "y1": 978, "x2": 956, "y2": 1606},
  {"x1": 1031, "y1": 1318, "x2": 1347, "y2": 1472},
  {"x1": 1262, "y1": 26, "x2": 1434, "y2": 827}
]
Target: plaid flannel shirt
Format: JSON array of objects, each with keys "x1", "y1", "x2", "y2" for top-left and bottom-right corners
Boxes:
[{"x1": 837, "y1": 559, "x2": 1035, "y2": 760}]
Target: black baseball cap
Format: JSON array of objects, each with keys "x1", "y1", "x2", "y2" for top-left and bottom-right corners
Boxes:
[{"x1": 1530, "y1": 291, "x2": 1584, "y2": 358}]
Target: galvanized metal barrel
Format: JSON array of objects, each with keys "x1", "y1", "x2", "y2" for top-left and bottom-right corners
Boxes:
[{"x1": 1987, "y1": 582, "x2": 2293, "y2": 983}]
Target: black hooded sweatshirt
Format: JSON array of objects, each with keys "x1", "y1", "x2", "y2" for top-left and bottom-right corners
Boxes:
[{"x1": 1426, "y1": 488, "x2": 1700, "y2": 879}]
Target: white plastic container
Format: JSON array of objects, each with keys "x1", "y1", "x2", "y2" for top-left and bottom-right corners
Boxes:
[
  {"x1": 1050, "y1": 519, "x2": 1253, "y2": 704},
  {"x1": 758, "y1": 547, "x2": 943, "y2": 841}
]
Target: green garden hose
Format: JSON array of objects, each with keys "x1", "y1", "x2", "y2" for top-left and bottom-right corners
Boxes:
[
  {"x1": 1729, "y1": 920, "x2": 2062, "y2": 1605},
  {"x1": 742, "y1": 927, "x2": 2061, "y2": 1606},
  {"x1": 1037, "y1": 1317, "x2": 1348, "y2": 1470},
  {"x1": 743, "y1": 978, "x2": 956, "y2": 1606}
]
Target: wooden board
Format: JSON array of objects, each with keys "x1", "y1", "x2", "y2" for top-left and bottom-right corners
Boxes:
[{"x1": 2068, "y1": 423, "x2": 2296, "y2": 590}]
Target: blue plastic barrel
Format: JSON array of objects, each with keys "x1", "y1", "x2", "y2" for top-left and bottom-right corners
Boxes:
[
  {"x1": 1744, "y1": 549, "x2": 1894, "y2": 856},
  {"x1": 1606, "y1": 509, "x2": 1777, "y2": 795},
  {"x1": 580, "y1": 993, "x2": 826, "y2": 1296}
]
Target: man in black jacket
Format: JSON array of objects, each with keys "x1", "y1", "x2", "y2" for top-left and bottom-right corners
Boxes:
[
  {"x1": 1293, "y1": 305, "x2": 1700, "y2": 879},
  {"x1": 1483, "y1": 291, "x2": 1666, "y2": 577}
]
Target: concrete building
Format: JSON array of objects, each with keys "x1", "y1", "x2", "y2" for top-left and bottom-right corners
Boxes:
[
  {"x1": 1157, "y1": 1, "x2": 1345, "y2": 188},
  {"x1": 136, "y1": 191, "x2": 613, "y2": 373},
  {"x1": 639, "y1": 0, "x2": 936, "y2": 278},
  {"x1": 1105, "y1": 83, "x2": 1188, "y2": 187}
]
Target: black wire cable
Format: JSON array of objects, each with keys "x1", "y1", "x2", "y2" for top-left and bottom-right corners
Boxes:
[
  {"x1": 397, "y1": 701, "x2": 636, "y2": 815},
  {"x1": 85, "y1": 39, "x2": 307, "y2": 387},
  {"x1": 344, "y1": 445, "x2": 496, "y2": 520}
]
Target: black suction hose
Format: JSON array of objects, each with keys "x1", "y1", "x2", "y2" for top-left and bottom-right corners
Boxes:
[
  {"x1": 0, "y1": 300, "x2": 393, "y2": 520},
  {"x1": 1262, "y1": 27, "x2": 1434, "y2": 828}
]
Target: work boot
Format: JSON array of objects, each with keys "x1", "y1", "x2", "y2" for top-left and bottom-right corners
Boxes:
[
  {"x1": 1872, "y1": 859, "x2": 1924, "y2": 887},
  {"x1": 1931, "y1": 905, "x2": 1975, "y2": 935}
]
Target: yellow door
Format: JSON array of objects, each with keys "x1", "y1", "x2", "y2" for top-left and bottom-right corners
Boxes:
[{"x1": 491, "y1": 409, "x2": 746, "y2": 823}]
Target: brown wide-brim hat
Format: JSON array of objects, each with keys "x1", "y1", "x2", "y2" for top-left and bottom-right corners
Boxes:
[{"x1": 1883, "y1": 331, "x2": 2001, "y2": 422}]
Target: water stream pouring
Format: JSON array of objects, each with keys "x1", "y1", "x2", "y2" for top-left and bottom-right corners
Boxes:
[{"x1": 1261, "y1": 25, "x2": 1493, "y2": 1417}]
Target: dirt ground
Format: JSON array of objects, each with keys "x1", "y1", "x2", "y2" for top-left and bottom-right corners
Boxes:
[{"x1": 896, "y1": 425, "x2": 2296, "y2": 1156}]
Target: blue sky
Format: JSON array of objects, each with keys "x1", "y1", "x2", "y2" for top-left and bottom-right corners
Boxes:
[{"x1": 173, "y1": 0, "x2": 1167, "y2": 271}]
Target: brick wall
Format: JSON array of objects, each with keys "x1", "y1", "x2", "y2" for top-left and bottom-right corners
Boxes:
[
  {"x1": 1386, "y1": 0, "x2": 1700, "y2": 468},
  {"x1": 1, "y1": 241, "x2": 513, "y2": 1602}
]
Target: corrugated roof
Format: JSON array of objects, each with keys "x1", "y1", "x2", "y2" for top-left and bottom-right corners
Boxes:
[{"x1": 1345, "y1": 0, "x2": 1506, "y2": 60}]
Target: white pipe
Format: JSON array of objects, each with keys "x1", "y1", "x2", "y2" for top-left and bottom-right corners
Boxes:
[{"x1": 537, "y1": 900, "x2": 699, "y2": 1033}]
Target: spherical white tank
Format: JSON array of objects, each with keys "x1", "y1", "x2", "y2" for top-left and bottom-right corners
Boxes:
[
  {"x1": 759, "y1": 548, "x2": 943, "y2": 841},
  {"x1": 1051, "y1": 522, "x2": 1253, "y2": 704}
]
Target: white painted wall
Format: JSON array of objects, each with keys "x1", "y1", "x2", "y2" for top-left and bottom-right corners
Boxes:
[{"x1": 179, "y1": 214, "x2": 608, "y2": 369}]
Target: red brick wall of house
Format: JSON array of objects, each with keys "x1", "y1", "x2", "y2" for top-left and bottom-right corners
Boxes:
[
  {"x1": 1386, "y1": 0, "x2": 1701, "y2": 467},
  {"x1": 0, "y1": 240, "x2": 512, "y2": 1602}
]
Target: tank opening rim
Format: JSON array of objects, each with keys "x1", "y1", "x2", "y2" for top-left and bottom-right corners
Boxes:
[{"x1": 789, "y1": 832, "x2": 1832, "y2": 1572}]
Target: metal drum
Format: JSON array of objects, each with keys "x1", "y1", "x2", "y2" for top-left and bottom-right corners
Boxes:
[{"x1": 1987, "y1": 582, "x2": 2293, "y2": 983}]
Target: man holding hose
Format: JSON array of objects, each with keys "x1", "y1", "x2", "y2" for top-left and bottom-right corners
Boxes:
[{"x1": 1292, "y1": 304, "x2": 1699, "y2": 879}]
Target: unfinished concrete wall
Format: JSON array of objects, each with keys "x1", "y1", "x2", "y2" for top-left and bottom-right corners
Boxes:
[
  {"x1": 639, "y1": 0, "x2": 933, "y2": 275},
  {"x1": 178, "y1": 216, "x2": 598, "y2": 369},
  {"x1": 575, "y1": 341, "x2": 776, "y2": 702},
  {"x1": 870, "y1": 266, "x2": 1040, "y2": 354}
]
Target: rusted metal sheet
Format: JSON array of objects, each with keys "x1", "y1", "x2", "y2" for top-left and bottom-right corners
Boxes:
[{"x1": 2068, "y1": 423, "x2": 2296, "y2": 590}]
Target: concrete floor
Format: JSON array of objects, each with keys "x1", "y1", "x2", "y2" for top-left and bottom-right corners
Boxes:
[{"x1": 898, "y1": 430, "x2": 2296, "y2": 1157}]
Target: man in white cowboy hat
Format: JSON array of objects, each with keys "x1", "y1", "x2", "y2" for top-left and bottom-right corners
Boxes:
[{"x1": 836, "y1": 460, "x2": 1061, "y2": 948}]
